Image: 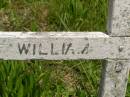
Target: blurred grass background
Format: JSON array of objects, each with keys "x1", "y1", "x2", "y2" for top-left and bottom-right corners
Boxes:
[{"x1": 0, "y1": 0, "x2": 129, "y2": 97}]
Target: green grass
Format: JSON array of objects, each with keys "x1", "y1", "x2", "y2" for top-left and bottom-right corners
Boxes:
[
  {"x1": 0, "y1": 0, "x2": 129, "y2": 97},
  {"x1": 0, "y1": 60, "x2": 102, "y2": 97},
  {"x1": 0, "y1": 0, "x2": 108, "y2": 32},
  {"x1": 48, "y1": 0, "x2": 108, "y2": 31}
]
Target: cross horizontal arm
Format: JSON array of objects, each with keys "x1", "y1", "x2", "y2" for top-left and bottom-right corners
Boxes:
[{"x1": 0, "y1": 32, "x2": 129, "y2": 60}]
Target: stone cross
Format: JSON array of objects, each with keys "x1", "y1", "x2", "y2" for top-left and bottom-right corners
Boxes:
[{"x1": 0, "y1": 0, "x2": 129, "y2": 97}]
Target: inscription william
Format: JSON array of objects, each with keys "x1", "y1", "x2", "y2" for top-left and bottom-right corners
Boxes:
[{"x1": 18, "y1": 42, "x2": 89, "y2": 56}]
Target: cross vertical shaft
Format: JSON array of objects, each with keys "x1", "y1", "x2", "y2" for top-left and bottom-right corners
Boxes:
[{"x1": 99, "y1": 0, "x2": 130, "y2": 97}]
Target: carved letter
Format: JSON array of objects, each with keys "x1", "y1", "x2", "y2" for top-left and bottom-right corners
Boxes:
[
  {"x1": 81, "y1": 44, "x2": 89, "y2": 54},
  {"x1": 18, "y1": 43, "x2": 31, "y2": 55},
  {"x1": 39, "y1": 43, "x2": 48, "y2": 55},
  {"x1": 33, "y1": 44, "x2": 36, "y2": 55},
  {"x1": 62, "y1": 43, "x2": 75, "y2": 55},
  {"x1": 51, "y1": 43, "x2": 58, "y2": 55}
]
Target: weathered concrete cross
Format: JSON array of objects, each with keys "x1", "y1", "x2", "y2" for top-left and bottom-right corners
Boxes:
[{"x1": 0, "y1": 0, "x2": 129, "y2": 97}]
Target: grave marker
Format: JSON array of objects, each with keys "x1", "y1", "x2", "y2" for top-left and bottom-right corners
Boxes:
[{"x1": 0, "y1": 0, "x2": 129, "y2": 97}]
